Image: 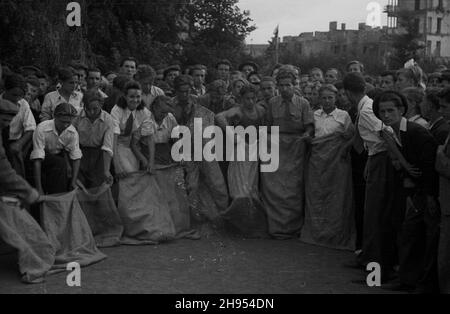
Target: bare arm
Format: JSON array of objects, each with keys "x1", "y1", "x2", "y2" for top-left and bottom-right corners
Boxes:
[{"x1": 70, "y1": 159, "x2": 81, "y2": 190}]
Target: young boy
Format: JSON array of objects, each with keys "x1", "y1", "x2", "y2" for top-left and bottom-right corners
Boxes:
[
  {"x1": 40, "y1": 68, "x2": 83, "y2": 121},
  {"x1": 374, "y1": 90, "x2": 439, "y2": 293},
  {"x1": 31, "y1": 103, "x2": 82, "y2": 195}
]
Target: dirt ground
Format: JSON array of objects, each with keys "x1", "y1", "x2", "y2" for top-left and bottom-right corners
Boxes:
[{"x1": 0, "y1": 227, "x2": 400, "y2": 294}]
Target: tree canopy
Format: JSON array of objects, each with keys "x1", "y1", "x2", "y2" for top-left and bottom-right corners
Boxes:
[{"x1": 0, "y1": 0, "x2": 256, "y2": 75}]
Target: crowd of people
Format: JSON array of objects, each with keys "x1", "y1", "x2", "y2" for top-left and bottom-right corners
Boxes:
[{"x1": 0, "y1": 57, "x2": 450, "y2": 293}]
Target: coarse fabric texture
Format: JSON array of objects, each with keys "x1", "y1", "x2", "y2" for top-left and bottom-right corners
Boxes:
[
  {"x1": 221, "y1": 140, "x2": 268, "y2": 238},
  {"x1": 261, "y1": 134, "x2": 307, "y2": 239},
  {"x1": 117, "y1": 172, "x2": 176, "y2": 245},
  {"x1": 116, "y1": 137, "x2": 139, "y2": 173},
  {"x1": 76, "y1": 183, "x2": 123, "y2": 248},
  {"x1": 154, "y1": 165, "x2": 199, "y2": 239},
  {"x1": 187, "y1": 161, "x2": 229, "y2": 223},
  {"x1": 40, "y1": 190, "x2": 107, "y2": 270},
  {"x1": 0, "y1": 201, "x2": 55, "y2": 283},
  {"x1": 301, "y1": 133, "x2": 356, "y2": 251}
]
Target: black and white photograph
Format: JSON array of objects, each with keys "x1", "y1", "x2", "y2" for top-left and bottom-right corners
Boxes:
[{"x1": 0, "y1": 0, "x2": 450, "y2": 299}]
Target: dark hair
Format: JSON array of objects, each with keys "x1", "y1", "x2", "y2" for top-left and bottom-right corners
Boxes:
[
  {"x1": 113, "y1": 75, "x2": 132, "y2": 92},
  {"x1": 83, "y1": 88, "x2": 105, "y2": 107},
  {"x1": 25, "y1": 76, "x2": 40, "y2": 89},
  {"x1": 240, "y1": 84, "x2": 258, "y2": 97},
  {"x1": 372, "y1": 90, "x2": 409, "y2": 119},
  {"x1": 425, "y1": 88, "x2": 442, "y2": 111},
  {"x1": 276, "y1": 71, "x2": 296, "y2": 84},
  {"x1": 346, "y1": 60, "x2": 364, "y2": 73},
  {"x1": 364, "y1": 75, "x2": 375, "y2": 85},
  {"x1": 343, "y1": 73, "x2": 366, "y2": 94},
  {"x1": 163, "y1": 66, "x2": 181, "y2": 80},
  {"x1": 136, "y1": 64, "x2": 156, "y2": 81},
  {"x1": 173, "y1": 75, "x2": 193, "y2": 90},
  {"x1": 4, "y1": 73, "x2": 26, "y2": 92},
  {"x1": 35, "y1": 72, "x2": 48, "y2": 80},
  {"x1": 438, "y1": 87, "x2": 450, "y2": 103},
  {"x1": 124, "y1": 81, "x2": 141, "y2": 94},
  {"x1": 189, "y1": 65, "x2": 207, "y2": 76},
  {"x1": 151, "y1": 95, "x2": 172, "y2": 112},
  {"x1": 58, "y1": 67, "x2": 76, "y2": 82},
  {"x1": 367, "y1": 87, "x2": 384, "y2": 100},
  {"x1": 248, "y1": 71, "x2": 261, "y2": 80},
  {"x1": 117, "y1": 81, "x2": 145, "y2": 111},
  {"x1": 88, "y1": 68, "x2": 101, "y2": 75},
  {"x1": 207, "y1": 79, "x2": 228, "y2": 93},
  {"x1": 319, "y1": 84, "x2": 338, "y2": 95},
  {"x1": 381, "y1": 70, "x2": 397, "y2": 81},
  {"x1": 260, "y1": 76, "x2": 276, "y2": 84},
  {"x1": 334, "y1": 81, "x2": 344, "y2": 90},
  {"x1": 310, "y1": 67, "x2": 323, "y2": 75},
  {"x1": 216, "y1": 59, "x2": 232, "y2": 70},
  {"x1": 105, "y1": 71, "x2": 117, "y2": 78},
  {"x1": 120, "y1": 57, "x2": 138, "y2": 68}
]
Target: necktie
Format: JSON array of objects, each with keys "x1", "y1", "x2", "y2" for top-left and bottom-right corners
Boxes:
[
  {"x1": 353, "y1": 114, "x2": 365, "y2": 154},
  {"x1": 122, "y1": 112, "x2": 134, "y2": 136}
]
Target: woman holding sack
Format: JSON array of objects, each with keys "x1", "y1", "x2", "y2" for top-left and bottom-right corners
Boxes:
[
  {"x1": 301, "y1": 84, "x2": 356, "y2": 250},
  {"x1": 216, "y1": 84, "x2": 268, "y2": 238},
  {"x1": 110, "y1": 81, "x2": 155, "y2": 177}
]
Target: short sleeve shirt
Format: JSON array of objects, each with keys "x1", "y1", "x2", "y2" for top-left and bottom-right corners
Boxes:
[
  {"x1": 30, "y1": 120, "x2": 82, "y2": 160},
  {"x1": 72, "y1": 110, "x2": 115, "y2": 156}
]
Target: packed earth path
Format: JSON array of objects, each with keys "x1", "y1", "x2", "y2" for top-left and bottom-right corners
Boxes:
[{"x1": 0, "y1": 226, "x2": 402, "y2": 294}]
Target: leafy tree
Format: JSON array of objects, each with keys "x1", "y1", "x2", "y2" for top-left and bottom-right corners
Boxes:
[
  {"x1": 184, "y1": 0, "x2": 256, "y2": 67},
  {"x1": 388, "y1": 10, "x2": 426, "y2": 69}
]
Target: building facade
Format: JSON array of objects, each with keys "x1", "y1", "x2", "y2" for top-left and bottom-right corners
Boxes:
[
  {"x1": 386, "y1": 0, "x2": 450, "y2": 58},
  {"x1": 280, "y1": 22, "x2": 391, "y2": 65}
]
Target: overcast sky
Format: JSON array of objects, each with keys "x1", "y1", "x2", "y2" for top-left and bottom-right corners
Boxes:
[{"x1": 238, "y1": 0, "x2": 390, "y2": 44}]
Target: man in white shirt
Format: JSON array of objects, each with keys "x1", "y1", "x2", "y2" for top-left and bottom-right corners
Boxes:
[
  {"x1": 87, "y1": 67, "x2": 108, "y2": 99},
  {"x1": 40, "y1": 68, "x2": 83, "y2": 121},
  {"x1": 1, "y1": 74, "x2": 36, "y2": 177},
  {"x1": 31, "y1": 103, "x2": 82, "y2": 195},
  {"x1": 343, "y1": 72, "x2": 398, "y2": 282}
]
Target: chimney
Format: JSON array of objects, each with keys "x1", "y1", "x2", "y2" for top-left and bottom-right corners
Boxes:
[
  {"x1": 341, "y1": 23, "x2": 346, "y2": 31},
  {"x1": 329, "y1": 21, "x2": 338, "y2": 31},
  {"x1": 358, "y1": 22, "x2": 366, "y2": 30}
]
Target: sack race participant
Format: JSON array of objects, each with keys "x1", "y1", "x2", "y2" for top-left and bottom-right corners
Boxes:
[
  {"x1": 40, "y1": 190, "x2": 107, "y2": 270},
  {"x1": 111, "y1": 81, "x2": 175, "y2": 244},
  {"x1": 171, "y1": 76, "x2": 229, "y2": 226},
  {"x1": 301, "y1": 85, "x2": 356, "y2": 250},
  {"x1": 117, "y1": 172, "x2": 176, "y2": 245},
  {"x1": 0, "y1": 97, "x2": 55, "y2": 284},
  {"x1": 131, "y1": 95, "x2": 199, "y2": 239},
  {"x1": 72, "y1": 89, "x2": 115, "y2": 188},
  {"x1": 374, "y1": 91, "x2": 439, "y2": 293},
  {"x1": 215, "y1": 85, "x2": 268, "y2": 238},
  {"x1": 261, "y1": 70, "x2": 315, "y2": 239},
  {"x1": 75, "y1": 182, "x2": 123, "y2": 248},
  {"x1": 31, "y1": 103, "x2": 82, "y2": 195},
  {"x1": 111, "y1": 81, "x2": 155, "y2": 175}
]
